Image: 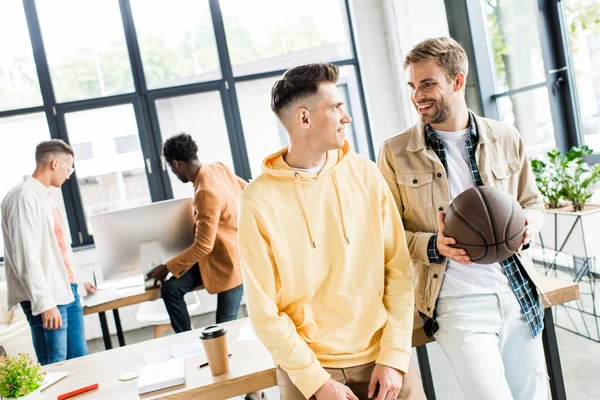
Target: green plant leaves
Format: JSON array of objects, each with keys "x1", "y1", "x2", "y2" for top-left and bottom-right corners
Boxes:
[{"x1": 530, "y1": 145, "x2": 600, "y2": 211}]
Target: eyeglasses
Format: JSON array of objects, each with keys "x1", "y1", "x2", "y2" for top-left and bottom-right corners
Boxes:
[{"x1": 58, "y1": 159, "x2": 75, "y2": 176}]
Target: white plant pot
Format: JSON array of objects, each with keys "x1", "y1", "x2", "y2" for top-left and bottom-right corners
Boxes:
[{"x1": 538, "y1": 207, "x2": 600, "y2": 258}]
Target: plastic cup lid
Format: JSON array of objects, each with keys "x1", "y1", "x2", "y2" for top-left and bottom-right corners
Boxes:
[{"x1": 200, "y1": 325, "x2": 227, "y2": 339}]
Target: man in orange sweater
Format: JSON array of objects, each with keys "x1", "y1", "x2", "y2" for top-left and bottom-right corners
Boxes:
[{"x1": 146, "y1": 133, "x2": 246, "y2": 331}]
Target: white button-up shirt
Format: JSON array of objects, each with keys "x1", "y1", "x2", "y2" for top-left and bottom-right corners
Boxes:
[{"x1": 2, "y1": 176, "x2": 76, "y2": 315}]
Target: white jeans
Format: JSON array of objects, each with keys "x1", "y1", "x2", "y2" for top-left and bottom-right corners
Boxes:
[{"x1": 434, "y1": 291, "x2": 548, "y2": 400}]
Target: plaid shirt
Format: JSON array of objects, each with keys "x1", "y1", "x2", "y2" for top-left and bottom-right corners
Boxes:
[{"x1": 424, "y1": 112, "x2": 544, "y2": 338}]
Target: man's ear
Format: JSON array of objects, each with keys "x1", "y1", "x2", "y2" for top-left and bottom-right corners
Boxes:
[
  {"x1": 454, "y1": 72, "x2": 466, "y2": 92},
  {"x1": 296, "y1": 108, "x2": 310, "y2": 129}
]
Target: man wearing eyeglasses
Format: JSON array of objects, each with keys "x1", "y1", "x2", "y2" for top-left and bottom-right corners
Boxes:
[{"x1": 1, "y1": 139, "x2": 97, "y2": 365}]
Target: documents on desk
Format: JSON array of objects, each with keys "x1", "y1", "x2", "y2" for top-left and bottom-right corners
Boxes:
[
  {"x1": 80, "y1": 273, "x2": 146, "y2": 307},
  {"x1": 144, "y1": 339, "x2": 205, "y2": 364}
]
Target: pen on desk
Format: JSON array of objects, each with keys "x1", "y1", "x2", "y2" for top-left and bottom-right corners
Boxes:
[
  {"x1": 198, "y1": 353, "x2": 233, "y2": 369},
  {"x1": 93, "y1": 270, "x2": 97, "y2": 288},
  {"x1": 57, "y1": 383, "x2": 99, "y2": 400}
]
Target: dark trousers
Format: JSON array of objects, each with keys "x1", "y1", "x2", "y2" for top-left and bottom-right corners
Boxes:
[{"x1": 161, "y1": 265, "x2": 244, "y2": 333}]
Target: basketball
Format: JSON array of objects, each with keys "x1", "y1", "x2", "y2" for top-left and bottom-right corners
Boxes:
[{"x1": 443, "y1": 186, "x2": 526, "y2": 264}]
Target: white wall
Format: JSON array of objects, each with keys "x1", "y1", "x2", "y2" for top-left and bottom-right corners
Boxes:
[
  {"x1": 351, "y1": 0, "x2": 449, "y2": 149},
  {"x1": 1, "y1": 0, "x2": 451, "y2": 341}
]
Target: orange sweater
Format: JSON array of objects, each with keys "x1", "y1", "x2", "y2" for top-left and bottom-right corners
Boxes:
[{"x1": 166, "y1": 163, "x2": 246, "y2": 294}]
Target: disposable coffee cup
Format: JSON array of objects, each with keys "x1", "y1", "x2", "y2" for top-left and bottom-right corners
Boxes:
[{"x1": 200, "y1": 325, "x2": 229, "y2": 376}]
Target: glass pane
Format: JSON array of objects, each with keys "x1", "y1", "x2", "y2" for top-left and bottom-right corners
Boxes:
[
  {"x1": 36, "y1": 0, "x2": 134, "y2": 102},
  {"x1": 0, "y1": 2, "x2": 43, "y2": 111},
  {"x1": 237, "y1": 66, "x2": 367, "y2": 177},
  {"x1": 0, "y1": 113, "x2": 69, "y2": 257},
  {"x1": 497, "y1": 88, "x2": 556, "y2": 159},
  {"x1": 220, "y1": 0, "x2": 353, "y2": 76},
  {"x1": 562, "y1": 0, "x2": 600, "y2": 151},
  {"x1": 130, "y1": 0, "x2": 221, "y2": 90},
  {"x1": 482, "y1": 0, "x2": 547, "y2": 93},
  {"x1": 155, "y1": 91, "x2": 234, "y2": 199},
  {"x1": 64, "y1": 104, "x2": 151, "y2": 233}
]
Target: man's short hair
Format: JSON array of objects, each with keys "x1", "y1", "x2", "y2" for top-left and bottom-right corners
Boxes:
[
  {"x1": 35, "y1": 139, "x2": 74, "y2": 164},
  {"x1": 163, "y1": 133, "x2": 199, "y2": 164},
  {"x1": 270, "y1": 63, "x2": 339, "y2": 121},
  {"x1": 404, "y1": 37, "x2": 469, "y2": 82}
]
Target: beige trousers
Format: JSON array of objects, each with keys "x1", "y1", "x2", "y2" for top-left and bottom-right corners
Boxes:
[{"x1": 277, "y1": 361, "x2": 426, "y2": 400}]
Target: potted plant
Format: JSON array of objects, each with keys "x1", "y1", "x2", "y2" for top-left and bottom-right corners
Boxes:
[
  {"x1": 0, "y1": 354, "x2": 44, "y2": 399},
  {"x1": 531, "y1": 145, "x2": 600, "y2": 258}
]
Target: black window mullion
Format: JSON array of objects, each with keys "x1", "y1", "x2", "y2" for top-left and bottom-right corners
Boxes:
[
  {"x1": 345, "y1": 0, "x2": 375, "y2": 161},
  {"x1": 209, "y1": 0, "x2": 252, "y2": 180},
  {"x1": 118, "y1": 0, "x2": 168, "y2": 201},
  {"x1": 22, "y1": 0, "x2": 88, "y2": 247},
  {"x1": 539, "y1": 0, "x2": 582, "y2": 151}
]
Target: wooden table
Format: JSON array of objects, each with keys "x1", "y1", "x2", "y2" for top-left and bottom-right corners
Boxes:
[
  {"x1": 60, "y1": 276, "x2": 577, "y2": 400},
  {"x1": 84, "y1": 286, "x2": 204, "y2": 350}
]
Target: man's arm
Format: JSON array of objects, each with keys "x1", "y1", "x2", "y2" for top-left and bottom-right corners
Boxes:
[
  {"x1": 238, "y1": 197, "x2": 330, "y2": 399},
  {"x1": 374, "y1": 170, "x2": 414, "y2": 374},
  {"x1": 7, "y1": 197, "x2": 56, "y2": 316},
  {"x1": 166, "y1": 186, "x2": 223, "y2": 278},
  {"x1": 377, "y1": 144, "x2": 439, "y2": 264}
]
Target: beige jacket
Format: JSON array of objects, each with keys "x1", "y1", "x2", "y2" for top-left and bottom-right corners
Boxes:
[{"x1": 377, "y1": 112, "x2": 545, "y2": 317}]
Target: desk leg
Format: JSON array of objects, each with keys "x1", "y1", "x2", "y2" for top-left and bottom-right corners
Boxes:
[
  {"x1": 416, "y1": 344, "x2": 436, "y2": 400},
  {"x1": 543, "y1": 308, "x2": 567, "y2": 400},
  {"x1": 113, "y1": 309, "x2": 126, "y2": 347},
  {"x1": 98, "y1": 312, "x2": 112, "y2": 350}
]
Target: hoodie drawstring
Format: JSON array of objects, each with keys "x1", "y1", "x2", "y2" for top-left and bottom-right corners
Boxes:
[
  {"x1": 332, "y1": 171, "x2": 350, "y2": 245},
  {"x1": 294, "y1": 172, "x2": 316, "y2": 248}
]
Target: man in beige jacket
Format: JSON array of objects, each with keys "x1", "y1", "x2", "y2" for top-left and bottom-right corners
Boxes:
[{"x1": 378, "y1": 37, "x2": 548, "y2": 400}]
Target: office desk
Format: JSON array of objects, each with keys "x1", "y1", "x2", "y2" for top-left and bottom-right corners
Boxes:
[
  {"x1": 83, "y1": 285, "x2": 204, "y2": 350},
  {"x1": 59, "y1": 276, "x2": 578, "y2": 400}
]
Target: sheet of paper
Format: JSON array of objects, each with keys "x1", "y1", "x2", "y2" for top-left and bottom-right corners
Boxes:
[
  {"x1": 236, "y1": 324, "x2": 259, "y2": 342},
  {"x1": 143, "y1": 340, "x2": 205, "y2": 365},
  {"x1": 144, "y1": 347, "x2": 172, "y2": 365},
  {"x1": 169, "y1": 339, "x2": 204, "y2": 359},
  {"x1": 39, "y1": 372, "x2": 68, "y2": 391},
  {"x1": 81, "y1": 284, "x2": 145, "y2": 307}
]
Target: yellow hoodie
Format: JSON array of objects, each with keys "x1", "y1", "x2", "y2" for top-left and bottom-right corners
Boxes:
[{"x1": 238, "y1": 142, "x2": 414, "y2": 399}]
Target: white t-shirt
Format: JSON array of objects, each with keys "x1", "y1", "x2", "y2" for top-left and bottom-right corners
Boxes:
[
  {"x1": 290, "y1": 159, "x2": 326, "y2": 175},
  {"x1": 433, "y1": 128, "x2": 512, "y2": 298}
]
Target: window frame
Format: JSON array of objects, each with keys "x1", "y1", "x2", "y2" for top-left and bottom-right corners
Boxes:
[
  {"x1": 446, "y1": 0, "x2": 584, "y2": 157},
  {"x1": 0, "y1": 0, "x2": 373, "y2": 257}
]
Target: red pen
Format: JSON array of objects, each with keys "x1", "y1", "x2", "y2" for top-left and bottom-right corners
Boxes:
[{"x1": 57, "y1": 383, "x2": 99, "y2": 400}]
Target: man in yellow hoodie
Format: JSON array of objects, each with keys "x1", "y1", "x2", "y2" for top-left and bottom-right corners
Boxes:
[{"x1": 239, "y1": 63, "x2": 424, "y2": 400}]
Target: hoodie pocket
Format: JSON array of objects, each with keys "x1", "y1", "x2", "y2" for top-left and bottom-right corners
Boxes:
[{"x1": 296, "y1": 293, "x2": 388, "y2": 354}]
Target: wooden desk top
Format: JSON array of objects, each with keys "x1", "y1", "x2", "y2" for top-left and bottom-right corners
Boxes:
[
  {"x1": 47, "y1": 276, "x2": 578, "y2": 399},
  {"x1": 83, "y1": 286, "x2": 204, "y2": 315}
]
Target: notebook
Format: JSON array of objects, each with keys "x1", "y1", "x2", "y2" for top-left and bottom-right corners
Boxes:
[{"x1": 137, "y1": 358, "x2": 186, "y2": 395}]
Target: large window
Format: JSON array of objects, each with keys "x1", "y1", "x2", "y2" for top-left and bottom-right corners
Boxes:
[
  {"x1": 464, "y1": 0, "x2": 599, "y2": 159},
  {"x1": 562, "y1": 0, "x2": 600, "y2": 150},
  {"x1": 0, "y1": 2, "x2": 43, "y2": 111},
  {"x1": 130, "y1": 0, "x2": 221, "y2": 89},
  {"x1": 220, "y1": 0, "x2": 353, "y2": 76},
  {"x1": 36, "y1": 0, "x2": 134, "y2": 102},
  {"x1": 481, "y1": 0, "x2": 556, "y2": 158},
  {"x1": 64, "y1": 104, "x2": 151, "y2": 233},
  {"x1": 155, "y1": 91, "x2": 234, "y2": 199},
  {"x1": 0, "y1": 0, "x2": 371, "y2": 251}
]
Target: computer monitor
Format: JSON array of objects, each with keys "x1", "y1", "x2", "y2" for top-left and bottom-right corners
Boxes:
[{"x1": 90, "y1": 198, "x2": 194, "y2": 281}]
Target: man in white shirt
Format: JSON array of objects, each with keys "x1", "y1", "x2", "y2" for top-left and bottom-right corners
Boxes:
[
  {"x1": 378, "y1": 38, "x2": 547, "y2": 399},
  {"x1": 2, "y1": 139, "x2": 96, "y2": 365}
]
